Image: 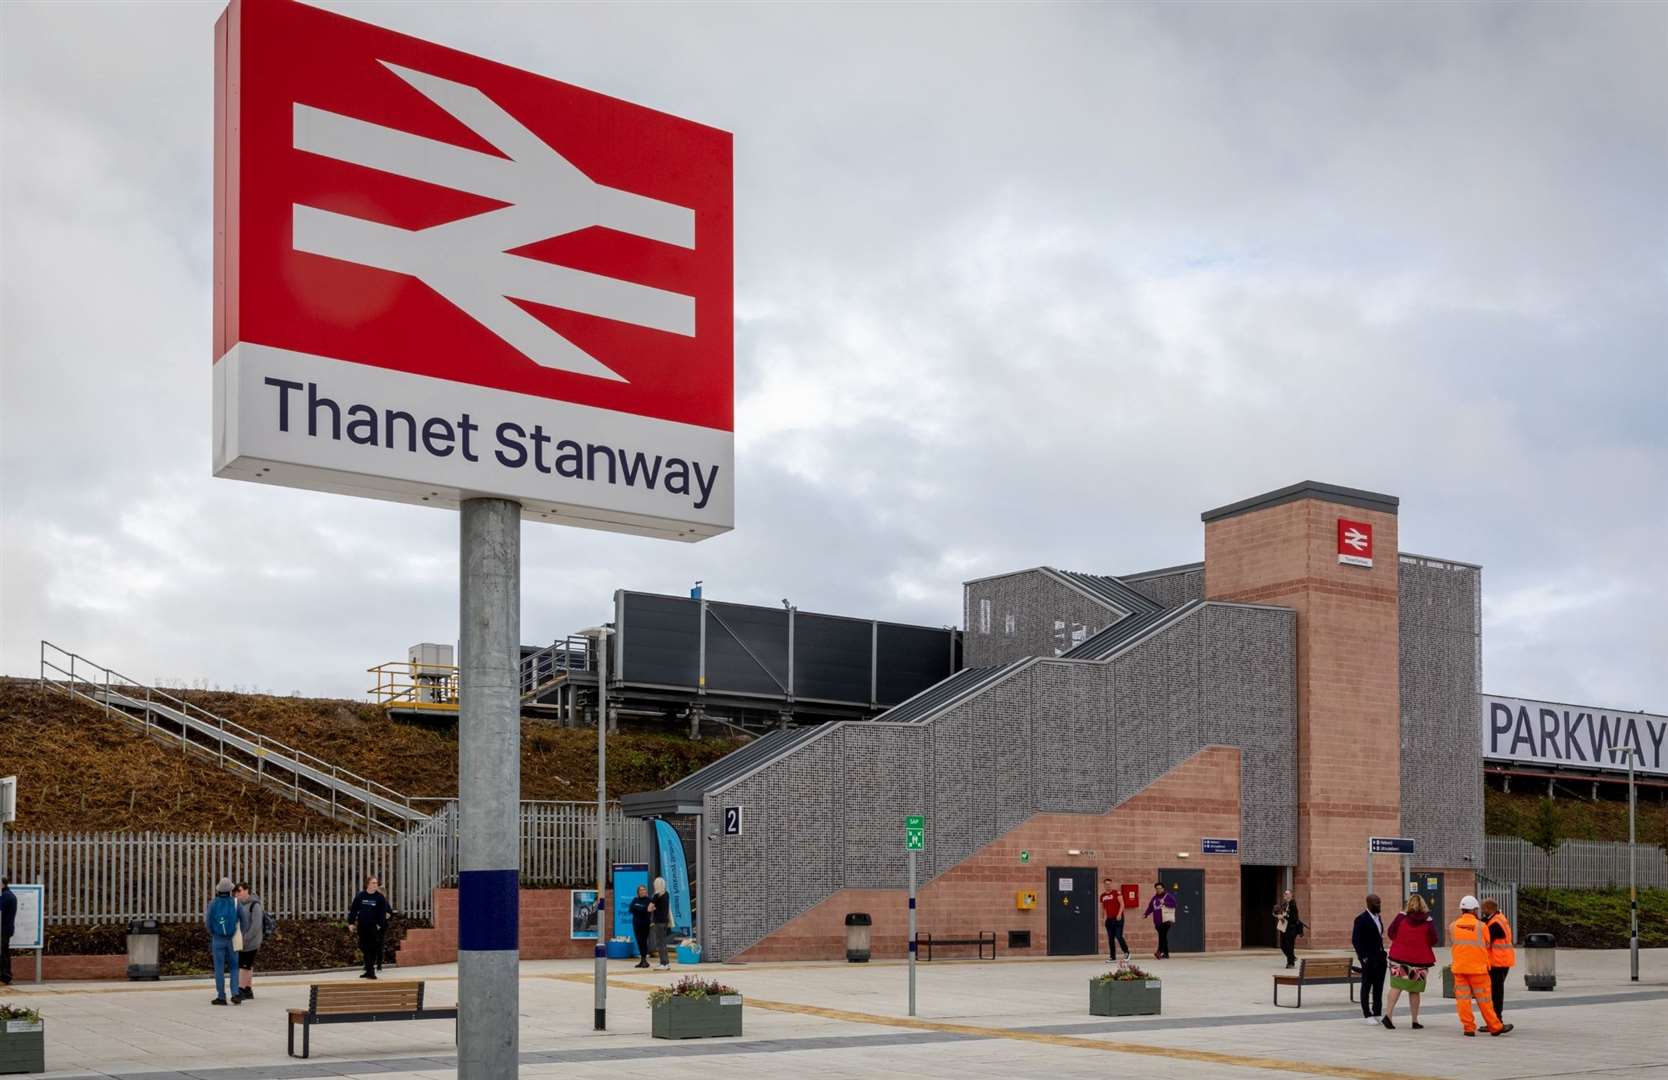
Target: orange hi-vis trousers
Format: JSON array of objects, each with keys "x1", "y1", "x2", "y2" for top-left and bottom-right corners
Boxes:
[{"x1": 1453, "y1": 971, "x2": 1504, "y2": 1034}]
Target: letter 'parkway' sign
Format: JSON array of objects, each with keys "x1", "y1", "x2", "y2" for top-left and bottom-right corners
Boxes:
[
  {"x1": 213, "y1": 0, "x2": 733, "y2": 540},
  {"x1": 1482, "y1": 694, "x2": 1666, "y2": 778}
]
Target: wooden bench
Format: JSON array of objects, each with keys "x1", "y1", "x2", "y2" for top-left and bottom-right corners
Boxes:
[
  {"x1": 286, "y1": 980, "x2": 458, "y2": 1059},
  {"x1": 1272, "y1": 956, "x2": 1360, "y2": 1008},
  {"x1": 914, "y1": 931, "x2": 996, "y2": 961}
]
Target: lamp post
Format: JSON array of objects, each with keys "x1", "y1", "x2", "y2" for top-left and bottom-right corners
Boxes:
[
  {"x1": 581, "y1": 624, "x2": 614, "y2": 1028},
  {"x1": 1610, "y1": 744, "x2": 1639, "y2": 982},
  {"x1": 1625, "y1": 746, "x2": 1638, "y2": 982}
]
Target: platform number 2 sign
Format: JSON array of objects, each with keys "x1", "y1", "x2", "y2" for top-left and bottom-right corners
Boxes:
[{"x1": 723, "y1": 806, "x2": 742, "y2": 836}]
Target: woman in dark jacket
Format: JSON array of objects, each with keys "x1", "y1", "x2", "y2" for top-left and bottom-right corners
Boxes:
[
  {"x1": 1382, "y1": 893, "x2": 1438, "y2": 1029},
  {"x1": 628, "y1": 885, "x2": 653, "y2": 969},
  {"x1": 347, "y1": 875, "x2": 393, "y2": 980}
]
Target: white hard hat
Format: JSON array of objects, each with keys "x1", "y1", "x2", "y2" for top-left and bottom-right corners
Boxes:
[{"x1": 1459, "y1": 894, "x2": 1479, "y2": 910}]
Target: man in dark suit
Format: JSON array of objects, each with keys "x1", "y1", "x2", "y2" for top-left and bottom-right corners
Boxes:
[
  {"x1": 1352, "y1": 893, "x2": 1387, "y2": 1024},
  {"x1": 0, "y1": 879, "x2": 17, "y2": 985}
]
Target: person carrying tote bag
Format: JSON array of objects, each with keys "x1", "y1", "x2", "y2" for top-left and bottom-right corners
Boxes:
[{"x1": 1143, "y1": 881, "x2": 1178, "y2": 959}]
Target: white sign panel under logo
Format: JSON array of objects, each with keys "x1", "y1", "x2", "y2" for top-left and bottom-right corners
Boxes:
[{"x1": 1482, "y1": 694, "x2": 1666, "y2": 778}]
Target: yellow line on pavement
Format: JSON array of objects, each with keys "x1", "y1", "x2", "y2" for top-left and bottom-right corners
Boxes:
[{"x1": 547, "y1": 974, "x2": 1434, "y2": 1080}]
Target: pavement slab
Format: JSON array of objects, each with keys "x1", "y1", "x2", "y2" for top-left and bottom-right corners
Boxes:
[{"x1": 6, "y1": 947, "x2": 1663, "y2": 1079}]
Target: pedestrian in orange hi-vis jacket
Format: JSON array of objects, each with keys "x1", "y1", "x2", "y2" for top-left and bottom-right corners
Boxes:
[{"x1": 1449, "y1": 896, "x2": 1514, "y2": 1037}]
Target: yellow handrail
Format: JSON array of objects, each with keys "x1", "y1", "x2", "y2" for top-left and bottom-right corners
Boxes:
[{"x1": 367, "y1": 659, "x2": 460, "y2": 712}]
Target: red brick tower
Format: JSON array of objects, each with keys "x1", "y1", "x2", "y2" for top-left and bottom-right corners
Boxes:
[{"x1": 1202, "y1": 482, "x2": 1401, "y2": 947}]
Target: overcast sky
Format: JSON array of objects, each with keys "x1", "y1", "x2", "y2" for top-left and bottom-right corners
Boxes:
[{"x1": 2, "y1": 1, "x2": 1664, "y2": 707}]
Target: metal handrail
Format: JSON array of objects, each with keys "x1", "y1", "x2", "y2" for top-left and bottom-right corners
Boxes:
[
  {"x1": 40, "y1": 641, "x2": 424, "y2": 831},
  {"x1": 368, "y1": 659, "x2": 460, "y2": 711},
  {"x1": 519, "y1": 636, "x2": 592, "y2": 698}
]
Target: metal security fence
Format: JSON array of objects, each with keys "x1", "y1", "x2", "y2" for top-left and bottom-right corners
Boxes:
[
  {"x1": 2, "y1": 831, "x2": 397, "y2": 925},
  {"x1": 395, "y1": 801, "x2": 651, "y2": 905},
  {"x1": 1485, "y1": 836, "x2": 1668, "y2": 890},
  {"x1": 2, "y1": 802, "x2": 653, "y2": 926}
]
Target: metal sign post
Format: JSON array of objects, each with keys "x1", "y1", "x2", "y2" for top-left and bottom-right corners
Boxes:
[
  {"x1": 590, "y1": 627, "x2": 614, "y2": 1028},
  {"x1": 457, "y1": 499, "x2": 522, "y2": 1078},
  {"x1": 905, "y1": 815, "x2": 923, "y2": 1017},
  {"x1": 1367, "y1": 837, "x2": 1416, "y2": 902}
]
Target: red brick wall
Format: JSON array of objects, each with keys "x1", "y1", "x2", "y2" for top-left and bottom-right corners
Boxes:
[
  {"x1": 735, "y1": 746, "x2": 1244, "y2": 961},
  {"x1": 396, "y1": 888, "x2": 598, "y2": 967},
  {"x1": 33, "y1": 954, "x2": 127, "y2": 981},
  {"x1": 1205, "y1": 496, "x2": 1402, "y2": 947}
]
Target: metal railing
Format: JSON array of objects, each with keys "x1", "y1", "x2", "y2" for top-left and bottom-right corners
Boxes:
[
  {"x1": 519, "y1": 636, "x2": 592, "y2": 699},
  {"x1": 1485, "y1": 835, "x2": 1668, "y2": 890},
  {"x1": 41, "y1": 641, "x2": 428, "y2": 835},
  {"x1": 2, "y1": 802, "x2": 651, "y2": 925},
  {"x1": 365, "y1": 637, "x2": 592, "y2": 713},
  {"x1": 3, "y1": 830, "x2": 399, "y2": 924},
  {"x1": 368, "y1": 660, "x2": 460, "y2": 713}
]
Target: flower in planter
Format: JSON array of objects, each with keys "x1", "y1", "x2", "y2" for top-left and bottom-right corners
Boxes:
[
  {"x1": 1095, "y1": 964, "x2": 1158, "y2": 983},
  {"x1": 645, "y1": 976, "x2": 739, "y2": 1009},
  {"x1": 0, "y1": 1005, "x2": 41, "y2": 1024}
]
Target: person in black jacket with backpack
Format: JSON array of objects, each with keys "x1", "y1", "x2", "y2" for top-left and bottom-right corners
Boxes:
[{"x1": 347, "y1": 875, "x2": 393, "y2": 979}]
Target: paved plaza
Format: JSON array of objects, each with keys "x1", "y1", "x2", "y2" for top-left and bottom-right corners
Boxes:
[{"x1": 6, "y1": 947, "x2": 1664, "y2": 1079}]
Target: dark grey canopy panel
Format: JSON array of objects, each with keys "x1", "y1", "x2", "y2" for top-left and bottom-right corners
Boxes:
[{"x1": 615, "y1": 591, "x2": 959, "y2": 708}]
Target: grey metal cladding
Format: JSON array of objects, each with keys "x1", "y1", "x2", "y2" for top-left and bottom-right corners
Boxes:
[
  {"x1": 1398, "y1": 558, "x2": 1484, "y2": 869},
  {"x1": 1052, "y1": 570, "x2": 1163, "y2": 616},
  {"x1": 964, "y1": 568, "x2": 1128, "y2": 667},
  {"x1": 841, "y1": 724, "x2": 929, "y2": 887},
  {"x1": 1200, "y1": 480, "x2": 1400, "y2": 522},
  {"x1": 698, "y1": 601, "x2": 1297, "y2": 959},
  {"x1": 1200, "y1": 604, "x2": 1298, "y2": 864},
  {"x1": 1122, "y1": 567, "x2": 1206, "y2": 608},
  {"x1": 1033, "y1": 660, "x2": 1111, "y2": 813}
]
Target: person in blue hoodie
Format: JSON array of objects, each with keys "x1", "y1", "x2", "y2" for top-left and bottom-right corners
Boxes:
[{"x1": 204, "y1": 877, "x2": 241, "y2": 1005}]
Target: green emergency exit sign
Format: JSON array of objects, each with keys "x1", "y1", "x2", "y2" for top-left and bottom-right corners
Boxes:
[{"x1": 905, "y1": 815, "x2": 924, "y2": 850}]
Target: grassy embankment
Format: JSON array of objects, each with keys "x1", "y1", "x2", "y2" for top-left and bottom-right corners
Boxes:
[{"x1": 0, "y1": 676, "x2": 743, "y2": 833}]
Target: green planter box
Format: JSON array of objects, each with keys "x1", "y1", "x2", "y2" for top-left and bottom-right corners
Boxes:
[
  {"x1": 1089, "y1": 977, "x2": 1162, "y2": 1017},
  {"x1": 651, "y1": 994, "x2": 743, "y2": 1039},
  {"x1": 0, "y1": 1020, "x2": 45, "y2": 1075}
]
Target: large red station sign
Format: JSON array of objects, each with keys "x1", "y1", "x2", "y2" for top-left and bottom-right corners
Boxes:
[{"x1": 213, "y1": 0, "x2": 733, "y2": 539}]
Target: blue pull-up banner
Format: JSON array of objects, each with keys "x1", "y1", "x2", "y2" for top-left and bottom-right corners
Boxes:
[{"x1": 653, "y1": 818, "x2": 694, "y2": 936}]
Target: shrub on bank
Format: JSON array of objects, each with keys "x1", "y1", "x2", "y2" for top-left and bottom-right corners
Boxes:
[
  {"x1": 44, "y1": 916, "x2": 428, "y2": 974},
  {"x1": 1518, "y1": 887, "x2": 1668, "y2": 949}
]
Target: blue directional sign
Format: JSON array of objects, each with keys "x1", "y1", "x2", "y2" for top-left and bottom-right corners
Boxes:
[
  {"x1": 1370, "y1": 836, "x2": 1417, "y2": 855},
  {"x1": 1201, "y1": 838, "x2": 1239, "y2": 855}
]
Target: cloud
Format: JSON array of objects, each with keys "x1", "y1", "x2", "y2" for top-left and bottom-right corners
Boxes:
[{"x1": 3, "y1": 0, "x2": 1663, "y2": 708}]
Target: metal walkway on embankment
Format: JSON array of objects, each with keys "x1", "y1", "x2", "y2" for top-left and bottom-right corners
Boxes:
[{"x1": 40, "y1": 641, "x2": 431, "y2": 835}]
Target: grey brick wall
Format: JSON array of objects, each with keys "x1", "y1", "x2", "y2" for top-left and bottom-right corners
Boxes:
[
  {"x1": 1123, "y1": 565, "x2": 1206, "y2": 608},
  {"x1": 964, "y1": 569, "x2": 1125, "y2": 666},
  {"x1": 1399, "y1": 556, "x2": 1484, "y2": 869},
  {"x1": 701, "y1": 601, "x2": 1296, "y2": 959}
]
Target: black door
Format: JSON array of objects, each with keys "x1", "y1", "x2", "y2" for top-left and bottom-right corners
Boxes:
[
  {"x1": 1158, "y1": 868, "x2": 1206, "y2": 953},
  {"x1": 1046, "y1": 866, "x2": 1098, "y2": 955},
  {"x1": 1240, "y1": 866, "x2": 1282, "y2": 949},
  {"x1": 1411, "y1": 871, "x2": 1444, "y2": 944}
]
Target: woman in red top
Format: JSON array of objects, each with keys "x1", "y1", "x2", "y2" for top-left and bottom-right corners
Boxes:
[{"x1": 1382, "y1": 893, "x2": 1438, "y2": 1029}]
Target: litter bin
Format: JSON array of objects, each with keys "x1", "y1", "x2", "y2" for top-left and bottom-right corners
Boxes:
[
  {"x1": 844, "y1": 913, "x2": 872, "y2": 963},
  {"x1": 1523, "y1": 932, "x2": 1556, "y2": 991},
  {"x1": 127, "y1": 918, "x2": 161, "y2": 981}
]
